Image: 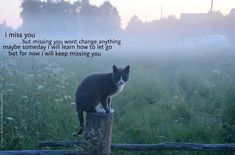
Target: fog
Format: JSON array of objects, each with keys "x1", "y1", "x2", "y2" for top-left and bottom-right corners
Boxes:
[
  {"x1": 0, "y1": 0, "x2": 235, "y2": 73},
  {"x1": 1, "y1": 0, "x2": 235, "y2": 54},
  {"x1": 1, "y1": 0, "x2": 235, "y2": 76}
]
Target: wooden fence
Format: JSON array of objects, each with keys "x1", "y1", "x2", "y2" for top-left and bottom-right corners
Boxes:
[{"x1": 38, "y1": 141, "x2": 235, "y2": 152}]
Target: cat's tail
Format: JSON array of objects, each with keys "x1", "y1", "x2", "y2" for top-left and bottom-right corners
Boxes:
[{"x1": 75, "y1": 109, "x2": 84, "y2": 136}]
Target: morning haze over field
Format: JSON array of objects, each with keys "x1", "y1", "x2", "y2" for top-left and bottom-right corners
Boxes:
[
  {"x1": 1, "y1": 0, "x2": 235, "y2": 29},
  {"x1": 1, "y1": 0, "x2": 235, "y2": 51},
  {"x1": 0, "y1": 0, "x2": 235, "y2": 154}
]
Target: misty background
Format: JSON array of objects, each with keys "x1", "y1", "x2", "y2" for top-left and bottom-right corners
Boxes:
[
  {"x1": 1, "y1": 0, "x2": 235, "y2": 50},
  {"x1": 0, "y1": 0, "x2": 235, "y2": 154}
]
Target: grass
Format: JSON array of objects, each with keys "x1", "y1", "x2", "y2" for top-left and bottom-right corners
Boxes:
[{"x1": 0, "y1": 49, "x2": 234, "y2": 154}]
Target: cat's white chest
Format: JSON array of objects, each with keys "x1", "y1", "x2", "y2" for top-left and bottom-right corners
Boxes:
[
  {"x1": 109, "y1": 84, "x2": 125, "y2": 97},
  {"x1": 116, "y1": 84, "x2": 124, "y2": 93}
]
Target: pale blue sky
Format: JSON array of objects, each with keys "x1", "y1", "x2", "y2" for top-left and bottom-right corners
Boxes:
[{"x1": 0, "y1": 0, "x2": 235, "y2": 29}]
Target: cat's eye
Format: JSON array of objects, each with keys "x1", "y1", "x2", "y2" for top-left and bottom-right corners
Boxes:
[{"x1": 122, "y1": 74, "x2": 128, "y2": 81}]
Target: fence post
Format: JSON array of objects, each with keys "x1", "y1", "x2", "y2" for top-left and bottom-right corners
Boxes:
[{"x1": 83, "y1": 112, "x2": 113, "y2": 155}]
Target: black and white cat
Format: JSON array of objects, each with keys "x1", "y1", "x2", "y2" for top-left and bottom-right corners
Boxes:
[{"x1": 75, "y1": 65, "x2": 130, "y2": 136}]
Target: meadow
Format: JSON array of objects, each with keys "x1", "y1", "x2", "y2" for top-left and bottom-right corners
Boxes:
[{"x1": 0, "y1": 48, "x2": 235, "y2": 155}]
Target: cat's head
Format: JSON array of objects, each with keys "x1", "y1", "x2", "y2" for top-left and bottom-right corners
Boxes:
[{"x1": 112, "y1": 65, "x2": 130, "y2": 86}]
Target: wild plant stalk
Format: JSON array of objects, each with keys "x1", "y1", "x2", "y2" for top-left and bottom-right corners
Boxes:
[
  {"x1": 0, "y1": 56, "x2": 5, "y2": 149},
  {"x1": 0, "y1": 93, "x2": 3, "y2": 149}
]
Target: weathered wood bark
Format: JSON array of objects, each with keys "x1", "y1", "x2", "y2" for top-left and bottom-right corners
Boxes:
[
  {"x1": 111, "y1": 143, "x2": 235, "y2": 152},
  {"x1": 38, "y1": 141, "x2": 235, "y2": 152},
  {"x1": 0, "y1": 150, "x2": 79, "y2": 155},
  {"x1": 83, "y1": 112, "x2": 113, "y2": 155},
  {"x1": 38, "y1": 141, "x2": 82, "y2": 148}
]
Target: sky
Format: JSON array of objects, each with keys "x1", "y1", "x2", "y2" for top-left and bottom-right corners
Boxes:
[{"x1": 0, "y1": 0, "x2": 235, "y2": 29}]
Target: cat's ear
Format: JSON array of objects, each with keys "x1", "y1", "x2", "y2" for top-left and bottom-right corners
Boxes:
[
  {"x1": 124, "y1": 65, "x2": 130, "y2": 74},
  {"x1": 113, "y1": 65, "x2": 118, "y2": 74}
]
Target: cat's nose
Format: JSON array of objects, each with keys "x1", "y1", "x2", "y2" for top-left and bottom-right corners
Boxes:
[{"x1": 118, "y1": 81, "x2": 124, "y2": 85}]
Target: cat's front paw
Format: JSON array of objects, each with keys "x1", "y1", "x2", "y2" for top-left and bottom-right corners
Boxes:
[
  {"x1": 105, "y1": 109, "x2": 110, "y2": 113},
  {"x1": 95, "y1": 107, "x2": 114, "y2": 114},
  {"x1": 95, "y1": 107, "x2": 106, "y2": 113},
  {"x1": 110, "y1": 109, "x2": 115, "y2": 113},
  {"x1": 106, "y1": 109, "x2": 115, "y2": 113}
]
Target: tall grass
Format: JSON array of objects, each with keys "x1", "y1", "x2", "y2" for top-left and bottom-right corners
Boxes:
[{"x1": 0, "y1": 49, "x2": 234, "y2": 154}]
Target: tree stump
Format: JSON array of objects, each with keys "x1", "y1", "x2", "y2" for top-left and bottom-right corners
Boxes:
[{"x1": 84, "y1": 112, "x2": 113, "y2": 155}]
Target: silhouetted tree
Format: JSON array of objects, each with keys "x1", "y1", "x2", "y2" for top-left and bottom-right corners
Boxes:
[
  {"x1": 19, "y1": 0, "x2": 121, "y2": 35},
  {"x1": 20, "y1": 0, "x2": 75, "y2": 34},
  {"x1": 98, "y1": 2, "x2": 121, "y2": 32},
  {"x1": 126, "y1": 15, "x2": 142, "y2": 32}
]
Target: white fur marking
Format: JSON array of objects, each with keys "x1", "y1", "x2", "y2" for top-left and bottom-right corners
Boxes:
[
  {"x1": 110, "y1": 109, "x2": 115, "y2": 113},
  {"x1": 95, "y1": 107, "x2": 106, "y2": 113},
  {"x1": 95, "y1": 107, "x2": 115, "y2": 113},
  {"x1": 110, "y1": 76, "x2": 126, "y2": 98},
  {"x1": 120, "y1": 76, "x2": 124, "y2": 84},
  {"x1": 117, "y1": 83, "x2": 124, "y2": 93}
]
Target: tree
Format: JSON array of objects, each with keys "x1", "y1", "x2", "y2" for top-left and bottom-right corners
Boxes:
[
  {"x1": 19, "y1": 0, "x2": 121, "y2": 35},
  {"x1": 126, "y1": 15, "x2": 142, "y2": 32}
]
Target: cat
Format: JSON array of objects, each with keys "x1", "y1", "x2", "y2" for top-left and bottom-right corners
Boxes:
[{"x1": 74, "y1": 65, "x2": 130, "y2": 136}]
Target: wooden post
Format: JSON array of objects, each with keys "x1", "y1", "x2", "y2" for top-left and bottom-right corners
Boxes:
[{"x1": 83, "y1": 112, "x2": 113, "y2": 155}]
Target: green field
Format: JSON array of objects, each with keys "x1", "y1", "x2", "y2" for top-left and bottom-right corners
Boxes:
[{"x1": 0, "y1": 49, "x2": 235, "y2": 155}]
